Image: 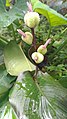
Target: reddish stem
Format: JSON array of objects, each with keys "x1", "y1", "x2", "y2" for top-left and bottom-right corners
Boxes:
[{"x1": 31, "y1": 28, "x2": 37, "y2": 50}]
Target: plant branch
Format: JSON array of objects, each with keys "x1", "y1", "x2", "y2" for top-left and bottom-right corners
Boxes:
[
  {"x1": 31, "y1": 28, "x2": 37, "y2": 50},
  {"x1": 47, "y1": 26, "x2": 52, "y2": 39},
  {"x1": 35, "y1": 78, "x2": 44, "y2": 96},
  {"x1": 11, "y1": 24, "x2": 16, "y2": 40},
  {"x1": 0, "y1": 36, "x2": 8, "y2": 44},
  {"x1": 33, "y1": 66, "x2": 38, "y2": 80}
]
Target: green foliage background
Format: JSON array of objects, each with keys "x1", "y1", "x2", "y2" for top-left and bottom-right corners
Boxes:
[{"x1": 0, "y1": 0, "x2": 67, "y2": 119}]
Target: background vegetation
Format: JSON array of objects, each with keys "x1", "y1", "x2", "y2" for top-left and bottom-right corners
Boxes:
[{"x1": 0, "y1": 0, "x2": 67, "y2": 119}]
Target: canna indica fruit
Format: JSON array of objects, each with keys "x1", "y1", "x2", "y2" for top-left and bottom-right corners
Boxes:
[
  {"x1": 37, "y1": 45, "x2": 47, "y2": 55},
  {"x1": 17, "y1": 29, "x2": 33, "y2": 45},
  {"x1": 22, "y1": 32, "x2": 33, "y2": 45},
  {"x1": 24, "y1": 12, "x2": 40, "y2": 28},
  {"x1": 31, "y1": 52, "x2": 44, "y2": 64}
]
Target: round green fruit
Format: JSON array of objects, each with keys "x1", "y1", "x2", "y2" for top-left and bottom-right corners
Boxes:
[
  {"x1": 37, "y1": 45, "x2": 47, "y2": 55},
  {"x1": 31, "y1": 52, "x2": 44, "y2": 64},
  {"x1": 22, "y1": 32, "x2": 33, "y2": 45},
  {"x1": 24, "y1": 12, "x2": 40, "y2": 28}
]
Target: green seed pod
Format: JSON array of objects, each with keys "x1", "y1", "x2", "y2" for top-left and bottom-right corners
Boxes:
[
  {"x1": 37, "y1": 45, "x2": 47, "y2": 55},
  {"x1": 21, "y1": 32, "x2": 33, "y2": 45},
  {"x1": 24, "y1": 12, "x2": 40, "y2": 28},
  {"x1": 31, "y1": 52, "x2": 44, "y2": 64}
]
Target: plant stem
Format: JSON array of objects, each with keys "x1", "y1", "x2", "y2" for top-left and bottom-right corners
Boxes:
[
  {"x1": 47, "y1": 26, "x2": 52, "y2": 39},
  {"x1": 31, "y1": 28, "x2": 36, "y2": 50},
  {"x1": 33, "y1": 66, "x2": 38, "y2": 80},
  {"x1": 61, "y1": 27, "x2": 67, "y2": 34},
  {"x1": 31, "y1": 29, "x2": 38, "y2": 78},
  {"x1": 11, "y1": 24, "x2": 16, "y2": 40},
  {"x1": 0, "y1": 39, "x2": 7, "y2": 45},
  {"x1": 35, "y1": 79, "x2": 44, "y2": 96},
  {"x1": 0, "y1": 36, "x2": 8, "y2": 44}
]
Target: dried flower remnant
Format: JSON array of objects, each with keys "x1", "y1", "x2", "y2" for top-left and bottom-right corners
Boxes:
[{"x1": 37, "y1": 39, "x2": 51, "y2": 55}]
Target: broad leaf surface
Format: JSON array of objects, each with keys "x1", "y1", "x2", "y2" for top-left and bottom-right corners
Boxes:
[
  {"x1": 33, "y1": 1, "x2": 67, "y2": 26},
  {"x1": 0, "y1": 64, "x2": 16, "y2": 117},
  {"x1": 0, "y1": 65, "x2": 16, "y2": 98},
  {"x1": 59, "y1": 76, "x2": 67, "y2": 88},
  {"x1": 9, "y1": 71, "x2": 67, "y2": 119},
  {"x1": 4, "y1": 41, "x2": 35, "y2": 76},
  {"x1": 0, "y1": 0, "x2": 28, "y2": 28},
  {"x1": 1, "y1": 104, "x2": 19, "y2": 119}
]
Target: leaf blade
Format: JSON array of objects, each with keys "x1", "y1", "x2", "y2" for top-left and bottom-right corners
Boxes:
[
  {"x1": 33, "y1": 1, "x2": 67, "y2": 26},
  {"x1": 4, "y1": 41, "x2": 35, "y2": 76},
  {"x1": 9, "y1": 71, "x2": 67, "y2": 119}
]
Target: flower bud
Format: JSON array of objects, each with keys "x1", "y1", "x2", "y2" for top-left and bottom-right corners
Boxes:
[
  {"x1": 31, "y1": 52, "x2": 44, "y2": 64},
  {"x1": 37, "y1": 45, "x2": 47, "y2": 55},
  {"x1": 24, "y1": 12, "x2": 40, "y2": 28},
  {"x1": 22, "y1": 32, "x2": 33, "y2": 45}
]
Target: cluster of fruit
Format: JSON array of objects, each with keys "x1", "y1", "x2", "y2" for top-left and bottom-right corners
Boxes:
[{"x1": 17, "y1": 2, "x2": 51, "y2": 64}]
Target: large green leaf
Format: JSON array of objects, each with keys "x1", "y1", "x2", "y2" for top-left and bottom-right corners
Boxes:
[
  {"x1": 0, "y1": 64, "x2": 16, "y2": 97},
  {"x1": 0, "y1": 64, "x2": 16, "y2": 114},
  {"x1": 33, "y1": 1, "x2": 67, "y2": 26},
  {"x1": 4, "y1": 41, "x2": 35, "y2": 76},
  {"x1": 9, "y1": 71, "x2": 67, "y2": 119},
  {"x1": 0, "y1": 0, "x2": 28, "y2": 28},
  {"x1": 0, "y1": 65, "x2": 15, "y2": 95},
  {"x1": 1, "y1": 104, "x2": 19, "y2": 119},
  {"x1": 0, "y1": 64, "x2": 16, "y2": 118}
]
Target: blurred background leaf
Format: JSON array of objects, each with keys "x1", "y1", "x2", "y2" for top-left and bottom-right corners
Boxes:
[
  {"x1": 0, "y1": 64, "x2": 16, "y2": 117},
  {"x1": 0, "y1": 0, "x2": 28, "y2": 28}
]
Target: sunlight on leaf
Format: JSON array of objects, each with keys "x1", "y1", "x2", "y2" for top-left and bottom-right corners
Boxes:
[{"x1": 4, "y1": 41, "x2": 35, "y2": 76}]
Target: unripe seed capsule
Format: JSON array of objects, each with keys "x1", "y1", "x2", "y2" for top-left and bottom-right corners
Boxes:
[
  {"x1": 24, "y1": 12, "x2": 40, "y2": 28},
  {"x1": 21, "y1": 32, "x2": 33, "y2": 45},
  {"x1": 37, "y1": 45, "x2": 47, "y2": 55},
  {"x1": 17, "y1": 29, "x2": 33, "y2": 45},
  {"x1": 37, "y1": 39, "x2": 51, "y2": 55},
  {"x1": 31, "y1": 52, "x2": 44, "y2": 64}
]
